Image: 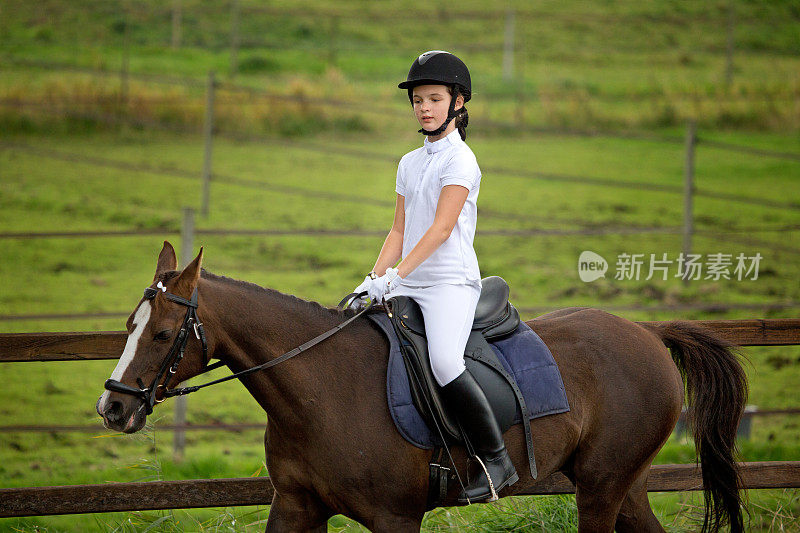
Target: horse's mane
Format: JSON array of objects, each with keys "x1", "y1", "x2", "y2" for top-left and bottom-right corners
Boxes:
[{"x1": 158, "y1": 269, "x2": 359, "y2": 322}]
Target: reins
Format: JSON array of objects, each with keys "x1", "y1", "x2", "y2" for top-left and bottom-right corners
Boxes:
[
  {"x1": 105, "y1": 287, "x2": 374, "y2": 412},
  {"x1": 162, "y1": 292, "x2": 374, "y2": 398}
]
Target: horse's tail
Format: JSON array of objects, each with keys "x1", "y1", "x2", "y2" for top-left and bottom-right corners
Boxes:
[{"x1": 646, "y1": 320, "x2": 747, "y2": 533}]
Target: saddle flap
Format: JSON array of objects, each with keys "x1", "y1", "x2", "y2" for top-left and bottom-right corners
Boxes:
[
  {"x1": 388, "y1": 296, "x2": 460, "y2": 440},
  {"x1": 386, "y1": 298, "x2": 518, "y2": 445}
]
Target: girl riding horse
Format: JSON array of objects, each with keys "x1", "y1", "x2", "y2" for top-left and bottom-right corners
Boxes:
[{"x1": 352, "y1": 50, "x2": 516, "y2": 503}]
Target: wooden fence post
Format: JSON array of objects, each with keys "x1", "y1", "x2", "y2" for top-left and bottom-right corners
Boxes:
[
  {"x1": 201, "y1": 71, "x2": 215, "y2": 218},
  {"x1": 120, "y1": 4, "x2": 130, "y2": 108},
  {"x1": 682, "y1": 120, "x2": 696, "y2": 287},
  {"x1": 516, "y1": 29, "x2": 526, "y2": 127},
  {"x1": 503, "y1": 9, "x2": 515, "y2": 82},
  {"x1": 328, "y1": 16, "x2": 339, "y2": 67},
  {"x1": 173, "y1": 206, "x2": 195, "y2": 461},
  {"x1": 725, "y1": 0, "x2": 735, "y2": 87},
  {"x1": 171, "y1": 0, "x2": 182, "y2": 49},
  {"x1": 229, "y1": 0, "x2": 240, "y2": 78}
]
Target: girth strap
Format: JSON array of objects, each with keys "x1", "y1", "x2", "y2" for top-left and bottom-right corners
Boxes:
[{"x1": 427, "y1": 446, "x2": 452, "y2": 510}]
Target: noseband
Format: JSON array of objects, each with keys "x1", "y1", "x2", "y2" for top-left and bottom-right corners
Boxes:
[{"x1": 104, "y1": 283, "x2": 214, "y2": 415}]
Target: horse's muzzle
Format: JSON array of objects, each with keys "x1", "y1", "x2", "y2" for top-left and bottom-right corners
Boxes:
[{"x1": 97, "y1": 389, "x2": 148, "y2": 433}]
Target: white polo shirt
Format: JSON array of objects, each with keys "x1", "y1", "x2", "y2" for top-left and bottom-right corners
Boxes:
[{"x1": 395, "y1": 128, "x2": 482, "y2": 286}]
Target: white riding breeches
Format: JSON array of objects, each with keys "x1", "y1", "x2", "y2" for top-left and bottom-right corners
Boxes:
[{"x1": 386, "y1": 281, "x2": 481, "y2": 387}]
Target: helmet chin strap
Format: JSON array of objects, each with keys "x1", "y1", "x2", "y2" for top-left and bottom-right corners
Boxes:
[{"x1": 418, "y1": 93, "x2": 459, "y2": 137}]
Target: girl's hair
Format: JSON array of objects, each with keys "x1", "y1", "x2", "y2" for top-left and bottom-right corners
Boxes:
[{"x1": 449, "y1": 85, "x2": 470, "y2": 141}]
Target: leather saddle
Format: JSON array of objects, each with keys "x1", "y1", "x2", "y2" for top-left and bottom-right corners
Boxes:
[{"x1": 385, "y1": 275, "x2": 537, "y2": 481}]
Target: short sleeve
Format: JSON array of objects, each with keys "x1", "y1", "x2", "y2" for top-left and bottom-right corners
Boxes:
[
  {"x1": 439, "y1": 150, "x2": 480, "y2": 190},
  {"x1": 395, "y1": 160, "x2": 407, "y2": 197}
]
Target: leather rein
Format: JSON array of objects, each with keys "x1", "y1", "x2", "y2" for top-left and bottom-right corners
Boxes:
[{"x1": 105, "y1": 285, "x2": 373, "y2": 415}]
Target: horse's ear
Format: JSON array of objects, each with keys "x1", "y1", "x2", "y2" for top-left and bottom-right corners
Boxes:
[
  {"x1": 154, "y1": 241, "x2": 178, "y2": 280},
  {"x1": 173, "y1": 246, "x2": 204, "y2": 298}
]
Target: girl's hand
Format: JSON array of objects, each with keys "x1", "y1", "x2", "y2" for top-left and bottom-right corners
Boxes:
[
  {"x1": 352, "y1": 274, "x2": 372, "y2": 296},
  {"x1": 384, "y1": 267, "x2": 404, "y2": 294},
  {"x1": 347, "y1": 274, "x2": 373, "y2": 309},
  {"x1": 368, "y1": 267, "x2": 403, "y2": 303}
]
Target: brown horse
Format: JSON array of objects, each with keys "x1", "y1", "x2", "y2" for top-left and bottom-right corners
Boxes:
[{"x1": 97, "y1": 241, "x2": 747, "y2": 532}]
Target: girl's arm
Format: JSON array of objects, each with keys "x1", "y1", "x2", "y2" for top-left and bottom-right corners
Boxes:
[
  {"x1": 396, "y1": 184, "x2": 469, "y2": 279},
  {"x1": 371, "y1": 193, "x2": 406, "y2": 276}
]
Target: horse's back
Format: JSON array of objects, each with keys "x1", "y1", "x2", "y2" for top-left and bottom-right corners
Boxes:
[
  {"x1": 524, "y1": 307, "x2": 683, "y2": 471},
  {"x1": 529, "y1": 306, "x2": 681, "y2": 399}
]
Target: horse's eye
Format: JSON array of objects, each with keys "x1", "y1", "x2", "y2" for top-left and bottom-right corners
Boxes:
[{"x1": 154, "y1": 330, "x2": 172, "y2": 342}]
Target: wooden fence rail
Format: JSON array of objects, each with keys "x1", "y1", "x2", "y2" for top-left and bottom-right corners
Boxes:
[
  {"x1": 1, "y1": 319, "x2": 799, "y2": 363},
  {"x1": 2, "y1": 462, "x2": 799, "y2": 518},
  {"x1": 2, "y1": 406, "x2": 800, "y2": 435}
]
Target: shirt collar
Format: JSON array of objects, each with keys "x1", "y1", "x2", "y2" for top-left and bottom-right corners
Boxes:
[{"x1": 424, "y1": 128, "x2": 461, "y2": 154}]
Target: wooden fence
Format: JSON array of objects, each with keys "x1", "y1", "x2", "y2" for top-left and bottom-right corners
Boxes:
[
  {"x1": 0, "y1": 317, "x2": 798, "y2": 518},
  {"x1": 2, "y1": 318, "x2": 798, "y2": 363},
  {"x1": 2, "y1": 462, "x2": 800, "y2": 518}
]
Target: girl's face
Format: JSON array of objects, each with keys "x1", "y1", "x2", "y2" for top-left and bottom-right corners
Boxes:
[{"x1": 412, "y1": 84, "x2": 464, "y2": 134}]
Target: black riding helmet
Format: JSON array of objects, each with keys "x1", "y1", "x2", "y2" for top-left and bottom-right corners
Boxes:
[{"x1": 399, "y1": 50, "x2": 471, "y2": 138}]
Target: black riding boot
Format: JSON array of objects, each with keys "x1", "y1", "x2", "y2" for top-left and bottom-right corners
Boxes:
[{"x1": 440, "y1": 369, "x2": 518, "y2": 503}]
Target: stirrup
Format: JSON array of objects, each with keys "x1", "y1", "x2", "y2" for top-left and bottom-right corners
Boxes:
[{"x1": 472, "y1": 454, "x2": 499, "y2": 502}]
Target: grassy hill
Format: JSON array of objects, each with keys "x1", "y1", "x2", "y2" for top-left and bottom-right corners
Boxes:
[{"x1": 2, "y1": 0, "x2": 799, "y2": 133}]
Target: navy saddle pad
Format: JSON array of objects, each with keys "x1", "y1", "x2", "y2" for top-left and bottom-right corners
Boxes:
[{"x1": 367, "y1": 312, "x2": 570, "y2": 449}]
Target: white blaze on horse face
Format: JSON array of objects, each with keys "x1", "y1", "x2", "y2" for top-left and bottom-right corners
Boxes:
[{"x1": 110, "y1": 300, "x2": 152, "y2": 381}]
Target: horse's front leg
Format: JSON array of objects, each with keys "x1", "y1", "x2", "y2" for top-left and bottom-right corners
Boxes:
[
  {"x1": 265, "y1": 490, "x2": 331, "y2": 533},
  {"x1": 263, "y1": 422, "x2": 332, "y2": 532}
]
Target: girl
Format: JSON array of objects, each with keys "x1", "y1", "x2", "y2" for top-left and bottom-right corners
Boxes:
[{"x1": 352, "y1": 50, "x2": 517, "y2": 503}]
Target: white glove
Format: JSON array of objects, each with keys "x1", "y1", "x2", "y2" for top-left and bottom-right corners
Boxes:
[
  {"x1": 385, "y1": 267, "x2": 404, "y2": 294},
  {"x1": 368, "y1": 267, "x2": 403, "y2": 303},
  {"x1": 352, "y1": 274, "x2": 372, "y2": 296},
  {"x1": 348, "y1": 274, "x2": 373, "y2": 310}
]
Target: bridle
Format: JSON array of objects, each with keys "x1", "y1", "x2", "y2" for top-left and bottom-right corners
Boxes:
[
  {"x1": 104, "y1": 282, "x2": 216, "y2": 415},
  {"x1": 104, "y1": 284, "x2": 373, "y2": 415}
]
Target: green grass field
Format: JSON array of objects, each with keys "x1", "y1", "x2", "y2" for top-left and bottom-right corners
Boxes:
[
  {"x1": 1, "y1": 0, "x2": 799, "y2": 531},
  {"x1": 1, "y1": 128, "x2": 798, "y2": 532}
]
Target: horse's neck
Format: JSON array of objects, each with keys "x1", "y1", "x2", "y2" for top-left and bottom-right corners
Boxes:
[
  {"x1": 203, "y1": 278, "x2": 383, "y2": 430},
  {"x1": 208, "y1": 280, "x2": 328, "y2": 359}
]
